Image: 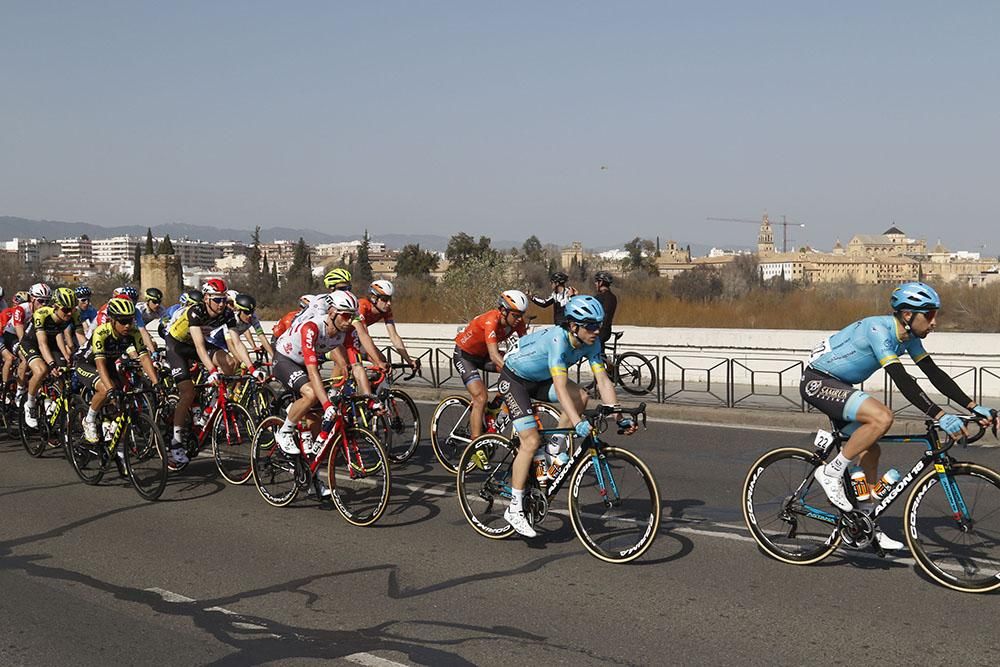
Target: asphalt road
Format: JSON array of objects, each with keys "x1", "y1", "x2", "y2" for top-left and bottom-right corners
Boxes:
[{"x1": 2, "y1": 404, "x2": 1000, "y2": 666}]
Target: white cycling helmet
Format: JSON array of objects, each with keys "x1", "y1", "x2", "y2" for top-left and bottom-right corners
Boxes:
[
  {"x1": 369, "y1": 279, "x2": 394, "y2": 298},
  {"x1": 498, "y1": 289, "x2": 529, "y2": 313},
  {"x1": 29, "y1": 283, "x2": 51, "y2": 300},
  {"x1": 326, "y1": 290, "x2": 359, "y2": 314}
]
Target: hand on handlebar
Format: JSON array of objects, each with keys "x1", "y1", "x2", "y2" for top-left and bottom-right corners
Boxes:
[
  {"x1": 939, "y1": 413, "x2": 966, "y2": 438},
  {"x1": 617, "y1": 416, "x2": 638, "y2": 435},
  {"x1": 574, "y1": 420, "x2": 592, "y2": 439},
  {"x1": 972, "y1": 404, "x2": 999, "y2": 431}
]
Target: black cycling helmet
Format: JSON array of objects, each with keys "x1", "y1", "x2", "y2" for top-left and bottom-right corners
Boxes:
[
  {"x1": 185, "y1": 289, "x2": 204, "y2": 304},
  {"x1": 144, "y1": 287, "x2": 163, "y2": 302},
  {"x1": 75, "y1": 285, "x2": 93, "y2": 299},
  {"x1": 234, "y1": 293, "x2": 257, "y2": 313},
  {"x1": 594, "y1": 271, "x2": 614, "y2": 286},
  {"x1": 550, "y1": 271, "x2": 569, "y2": 284}
]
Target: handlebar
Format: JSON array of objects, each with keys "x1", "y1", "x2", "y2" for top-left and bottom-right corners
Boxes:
[
  {"x1": 581, "y1": 403, "x2": 647, "y2": 434},
  {"x1": 926, "y1": 414, "x2": 990, "y2": 449}
]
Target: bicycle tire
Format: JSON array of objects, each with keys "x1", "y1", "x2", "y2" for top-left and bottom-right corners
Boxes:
[
  {"x1": 211, "y1": 402, "x2": 256, "y2": 485},
  {"x1": 251, "y1": 416, "x2": 300, "y2": 507},
  {"x1": 376, "y1": 389, "x2": 421, "y2": 465},
  {"x1": 430, "y1": 395, "x2": 474, "y2": 474},
  {"x1": 614, "y1": 352, "x2": 657, "y2": 396},
  {"x1": 124, "y1": 413, "x2": 168, "y2": 501},
  {"x1": 66, "y1": 404, "x2": 107, "y2": 485},
  {"x1": 568, "y1": 446, "x2": 661, "y2": 563},
  {"x1": 456, "y1": 434, "x2": 517, "y2": 539},
  {"x1": 742, "y1": 447, "x2": 841, "y2": 564},
  {"x1": 904, "y1": 462, "x2": 1000, "y2": 593},
  {"x1": 328, "y1": 427, "x2": 391, "y2": 526},
  {"x1": 19, "y1": 395, "x2": 47, "y2": 458}
]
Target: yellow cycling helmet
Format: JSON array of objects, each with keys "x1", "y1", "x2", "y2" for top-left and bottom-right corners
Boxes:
[
  {"x1": 107, "y1": 296, "x2": 136, "y2": 319},
  {"x1": 53, "y1": 287, "x2": 78, "y2": 310},
  {"x1": 323, "y1": 267, "x2": 352, "y2": 289}
]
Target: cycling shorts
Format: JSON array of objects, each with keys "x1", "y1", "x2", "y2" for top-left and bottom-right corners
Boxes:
[
  {"x1": 800, "y1": 366, "x2": 871, "y2": 425},
  {"x1": 18, "y1": 337, "x2": 67, "y2": 367},
  {"x1": 452, "y1": 345, "x2": 489, "y2": 386},
  {"x1": 272, "y1": 352, "x2": 310, "y2": 394},
  {"x1": 1, "y1": 331, "x2": 17, "y2": 354},
  {"x1": 75, "y1": 363, "x2": 122, "y2": 392},
  {"x1": 496, "y1": 365, "x2": 557, "y2": 432},
  {"x1": 164, "y1": 334, "x2": 201, "y2": 382}
]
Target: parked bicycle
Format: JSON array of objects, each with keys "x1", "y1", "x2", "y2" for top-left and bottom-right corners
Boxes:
[
  {"x1": 742, "y1": 414, "x2": 1000, "y2": 593},
  {"x1": 584, "y1": 331, "x2": 657, "y2": 397},
  {"x1": 456, "y1": 403, "x2": 660, "y2": 563}
]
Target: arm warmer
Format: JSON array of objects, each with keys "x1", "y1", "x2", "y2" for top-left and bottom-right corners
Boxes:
[
  {"x1": 530, "y1": 294, "x2": 554, "y2": 308},
  {"x1": 885, "y1": 362, "x2": 941, "y2": 416},
  {"x1": 916, "y1": 356, "x2": 974, "y2": 408}
]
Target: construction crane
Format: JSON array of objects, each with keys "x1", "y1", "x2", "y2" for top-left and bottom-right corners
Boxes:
[{"x1": 706, "y1": 213, "x2": 806, "y2": 253}]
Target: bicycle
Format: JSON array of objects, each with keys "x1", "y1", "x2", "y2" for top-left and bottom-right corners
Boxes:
[
  {"x1": 19, "y1": 368, "x2": 74, "y2": 458},
  {"x1": 587, "y1": 331, "x2": 657, "y2": 397},
  {"x1": 65, "y1": 387, "x2": 168, "y2": 500},
  {"x1": 155, "y1": 373, "x2": 257, "y2": 484},
  {"x1": 456, "y1": 403, "x2": 660, "y2": 563},
  {"x1": 742, "y1": 414, "x2": 1000, "y2": 593},
  {"x1": 354, "y1": 362, "x2": 421, "y2": 465},
  {"x1": 430, "y1": 391, "x2": 561, "y2": 474},
  {"x1": 250, "y1": 392, "x2": 391, "y2": 526}
]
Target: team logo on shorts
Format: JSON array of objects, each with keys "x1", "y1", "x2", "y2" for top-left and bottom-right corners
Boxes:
[
  {"x1": 497, "y1": 380, "x2": 510, "y2": 393},
  {"x1": 804, "y1": 380, "x2": 823, "y2": 397}
]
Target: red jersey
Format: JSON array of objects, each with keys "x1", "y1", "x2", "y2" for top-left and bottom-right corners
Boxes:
[
  {"x1": 271, "y1": 309, "x2": 298, "y2": 341},
  {"x1": 455, "y1": 309, "x2": 527, "y2": 359},
  {"x1": 357, "y1": 298, "x2": 393, "y2": 327}
]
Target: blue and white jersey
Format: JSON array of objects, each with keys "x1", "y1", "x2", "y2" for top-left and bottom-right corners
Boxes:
[
  {"x1": 808, "y1": 315, "x2": 929, "y2": 385},
  {"x1": 503, "y1": 325, "x2": 606, "y2": 382}
]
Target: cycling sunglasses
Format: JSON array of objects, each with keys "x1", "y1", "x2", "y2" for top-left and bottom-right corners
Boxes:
[
  {"x1": 111, "y1": 316, "x2": 135, "y2": 325},
  {"x1": 209, "y1": 297, "x2": 227, "y2": 304},
  {"x1": 578, "y1": 321, "x2": 602, "y2": 332},
  {"x1": 58, "y1": 306, "x2": 74, "y2": 314}
]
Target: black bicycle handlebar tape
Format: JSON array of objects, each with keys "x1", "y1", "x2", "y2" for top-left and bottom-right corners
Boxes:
[
  {"x1": 916, "y1": 356, "x2": 975, "y2": 409},
  {"x1": 885, "y1": 362, "x2": 939, "y2": 417}
]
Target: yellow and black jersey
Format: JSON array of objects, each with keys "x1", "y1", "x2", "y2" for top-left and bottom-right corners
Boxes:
[
  {"x1": 166, "y1": 303, "x2": 236, "y2": 344},
  {"x1": 79, "y1": 321, "x2": 147, "y2": 364},
  {"x1": 21, "y1": 305, "x2": 81, "y2": 345}
]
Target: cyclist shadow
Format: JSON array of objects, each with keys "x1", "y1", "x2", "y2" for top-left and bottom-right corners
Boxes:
[
  {"x1": 159, "y1": 460, "x2": 229, "y2": 502},
  {"x1": 375, "y1": 490, "x2": 444, "y2": 528}
]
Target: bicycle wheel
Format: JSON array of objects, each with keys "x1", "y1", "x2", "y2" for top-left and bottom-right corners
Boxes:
[
  {"x1": 614, "y1": 352, "x2": 657, "y2": 396},
  {"x1": 328, "y1": 427, "x2": 390, "y2": 526},
  {"x1": 568, "y1": 446, "x2": 660, "y2": 563},
  {"x1": 430, "y1": 395, "x2": 474, "y2": 474},
  {"x1": 251, "y1": 416, "x2": 300, "y2": 507},
  {"x1": 742, "y1": 447, "x2": 841, "y2": 564},
  {"x1": 124, "y1": 413, "x2": 168, "y2": 501},
  {"x1": 456, "y1": 434, "x2": 517, "y2": 539},
  {"x1": 211, "y1": 402, "x2": 256, "y2": 485},
  {"x1": 904, "y1": 462, "x2": 1000, "y2": 593},
  {"x1": 19, "y1": 395, "x2": 47, "y2": 458},
  {"x1": 65, "y1": 404, "x2": 108, "y2": 485},
  {"x1": 242, "y1": 381, "x2": 277, "y2": 422},
  {"x1": 375, "y1": 389, "x2": 421, "y2": 464}
]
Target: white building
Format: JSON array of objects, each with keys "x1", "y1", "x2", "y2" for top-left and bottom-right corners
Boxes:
[{"x1": 57, "y1": 236, "x2": 94, "y2": 262}]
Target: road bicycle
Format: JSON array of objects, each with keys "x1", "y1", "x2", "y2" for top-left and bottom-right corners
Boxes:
[
  {"x1": 742, "y1": 414, "x2": 1000, "y2": 593},
  {"x1": 430, "y1": 392, "x2": 561, "y2": 474},
  {"x1": 19, "y1": 369, "x2": 73, "y2": 458},
  {"x1": 593, "y1": 331, "x2": 657, "y2": 397},
  {"x1": 348, "y1": 363, "x2": 421, "y2": 465},
  {"x1": 456, "y1": 403, "x2": 660, "y2": 563},
  {"x1": 156, "y1": 373, "x2": 257, "y2": 484},
  {"x1": 250, "y1": 392, "x2": 391, "y2": 526},
  {"x1": 65, "y1": 387, "x2": 168, "y2": 501}
]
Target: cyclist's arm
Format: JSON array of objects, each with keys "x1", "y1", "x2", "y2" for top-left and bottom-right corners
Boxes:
[
  {"x1": 884, "y1": 362, "x2": 942, "y2": 418},
  {"x1": 530, "y1": 294, "x2": 553, "y2": 308},
  {"x1": 37, "y1": 333, "x2": 59, "y2": 367},
  {"x1": 550, "y1": 373, "x2": 583, "y2": 426},
  {"x1": 189, "y1": 326, "x2": 217, "y2": 373},
  {"x1": 592, "y1": 360, "x2": 619, "y2": 407},
  {"x1": 486, "y1": 340, "x2": 505, "y2": 371},
  {"x1": 225, "y1": 328, "x2": 254, "y2": 370},
  {"x1": 138, "y1": 327, "x2": 155, "y2": 357},
  {"x1": 352, "y1": 320, "x2": 387, "y2": 367},
  {"x1": 916, "y1": 356, "x2": 975, "y2": 411},
  {"x1": 383, "y1": 322, "x2": 414, "y2": 365}
]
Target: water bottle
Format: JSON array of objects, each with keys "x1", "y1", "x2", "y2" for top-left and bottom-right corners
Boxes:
[
  {"x1": 317, "y1": 418, "x2": 335, "y2": 448},
  {"x1": 545, "y1": 434, "x2": 568, "y2": 458},
  {"x1": 533, "y1": 451, "x2": 549, "y2": 487},
  {"x1": 44, "y1": 398, "x2": 56, "y2": 418},
  {"x1": 102, "y1": 419, "x2": 115, "y2": 444},
  {"x1": 191, "y1": 406, "x2": 206, "y2": 428},
  {"x1": 849, "y1": 466, "x2": 870, "y2": 501},
  {"x1": 870, "y1": 468, "x2": 901, "y2": 501},
  {"x1": 300, "y1": 431, "x2": 317, "y2": 455},
  {"x1": 546, "y1": 452, "x2": 570, "y2": 479}
]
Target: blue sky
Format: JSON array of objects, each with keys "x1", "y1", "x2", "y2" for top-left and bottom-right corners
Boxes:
[{"x1": 1, "y1": 1, "x2": 998, "y2": 253}]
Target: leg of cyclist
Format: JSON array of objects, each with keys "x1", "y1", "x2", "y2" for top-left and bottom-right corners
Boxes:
[
  {"x1": 23, "y1": 356, "x2": 50, "y2": 428},
  {"x1": 454, "y1": 348, "x2": 489, "y2": 439}
]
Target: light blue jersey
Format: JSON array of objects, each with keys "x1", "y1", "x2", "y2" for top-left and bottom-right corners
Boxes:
[
  {"x1": 809, "y1": 315, "x2": 928, "y2": 385},
  {"x1": 504, "y1": 325, "x2": 606, "y2": 382}
]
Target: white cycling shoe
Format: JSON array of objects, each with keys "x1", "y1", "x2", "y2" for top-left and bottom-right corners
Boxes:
[
  {"x1": 813, "y1": 466, "x2": 853, "y2": 511},
  {"x1": 504, "y1": 506, "x2": 537, "y2": 538},
  {"x1": 168, "y1": 446, "x2": 190, "y2": 467},
  {"x1": 23, "y1": 403, "x2": 38, "y2": 429},
  {"x1": 83, "y1": 419, "x2": 99, "y2": 443},
  {"x1": 875, "y1": 528, "x2": 904, "y2": 551},
  {"x1": 275, "y1": 429, "x2": 299, "y2": 455},
  {"x1": 309, "y1": 480, "x2": 332, "y2": 499}
]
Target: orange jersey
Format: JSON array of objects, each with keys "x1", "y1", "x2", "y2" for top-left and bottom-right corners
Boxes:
[
  {"x1": 358, "y1": 297, "x2": 393, "y2": 327},
  {"x1": 455, "y1": 309, "x2": 527, "y2": 358},
  {"x1": 271, "y1": 309, "x2": 298, "y2": 340}
]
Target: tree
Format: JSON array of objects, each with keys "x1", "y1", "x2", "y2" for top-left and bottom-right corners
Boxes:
[
  {"x1": 285, "y1": 237, "x2": 312, "y2": 290},
  {"x1": 670, "y1": 266, "x2": 723, "y2": 302},
  {"x1": 522, "y1": 235, "x2": 544, "y2": 263},
  {"x1": 247, "y1": 226, "x2": 263, "y2": 289},
  {"x1": 446, "y1": 232, "x2": 496, "y2": 268},
  {"x1": 623, "y1": 237, "x2": 657, "y2": 275},
  {"x1": 353, "y1": 230, "x2": 374, "y2": 286},
  {"x1": 157, "y1": 234, "x2": 175, "y2": 255},
  {"x1": 395, "y1": 243, "x2": 439, "y2": 280},
  {"x1": 132, "y1": 243, "x2": 142, "y2": 282},
  {"x1": 271, "y1": 260, "x2": 279, "y2": 290},
  {"x1": 720, "y1": 254, "x2": 761, "y2": 299},
  {"x1": 145, "y1": 228, "x2": 155, "y2": 255}
]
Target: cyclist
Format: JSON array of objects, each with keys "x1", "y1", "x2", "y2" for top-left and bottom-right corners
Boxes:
[
  {"x1": 136, "y1": 287, "x2": 164, "y2": 322},
  {"x1": 271, "y1": 268, "x2": 353, "y2": 342},
  {"x1": 530, "y1": 271, "x2": 577, "y2": 324},
  {"x1": 345, "y1": 280, "x2": 415, "y2": 370},
  {"x1": 20, "y1": 287, "x2": 81, "y2": 428},
  {"x1": 205, "y1": 293, "x2": 275, "y2": 365},
  {"x1": 163, "y1": 278, "x2": 258, "y2": 467},
  {"x1": 76, "y1": 297, "x2": 160, "y2": 446},
  {"x1": 496, "y1": 294, "x2": 636, "y2": 537},
  {"x1": 271, "y1": 291, "x2": 361, "y2": 476},
  {"x1": 91, "y1": 287, "x2": 157, "y2": 355},
  {"x1": 1, "y1": 291, "x2": 30, "y2": 396},
  {"x1": 158, "y1": 289, "x2": 203, "y2": 340},
  {"x1": 804, "y1": 281, "x2": 998, "y2": 550},
  {"x1": 11, "y1": 284, "x2": 52, "y2": 407},
  {"x1": 593, "y1": 271, "x2": 618, "y2": 355},
  {"x1": 453, "y1": 290, "x2": 530, "y2": 440},
  {"x1": 75, "y1": 286, "x2": 98, "y2": 336}
]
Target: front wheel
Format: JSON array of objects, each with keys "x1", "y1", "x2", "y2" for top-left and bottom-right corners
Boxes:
[
  {"x1": 904, "y1": 462, "x2": 1000, "y2": 593},
  {"x1": 430, "y1": 395, "x2": 474, "y2": 474},
  {"x1": 568, "y1": 446, "x2": 661, "y2": 563},
  {"x1": 742, "y1": 447, "x2": 841, "y2": 564},
  {"x1": 251, "y1": 416, "x2": 300, "y2": 507},
  {"x1": 124, "y1": 413, "x2": 168, "y2": 501},
  {"x1": 375, "y1": 389, "x2": 421, "y2": 465},
  {"x1": 211, "y1": 402, "x2": 256, "y2": 485},
  {"x1": 328, "y1": 427, "x2": 391, "y2": 526},
  {"x1": 456, "y1": 434, "x2": 517, "y2": 539},
  {"x1": 66, "y1": 404, "x2": 107, "y2": 485},
  {"x1": 614, "y1": 352, "x2": 657, "y2": 396}
]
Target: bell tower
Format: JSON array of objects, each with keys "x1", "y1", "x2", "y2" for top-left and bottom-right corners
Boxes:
[{"x1": 757, "y1": 214, "x2": 774, "y2": 256}]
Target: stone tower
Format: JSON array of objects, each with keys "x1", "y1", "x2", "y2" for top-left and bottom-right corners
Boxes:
[
  {"x1": 140, "y1": 254, "x2": 184, "y2": 304},
  {"x1": 757, "y1": 214, "x2": 774, "y2": 256}
]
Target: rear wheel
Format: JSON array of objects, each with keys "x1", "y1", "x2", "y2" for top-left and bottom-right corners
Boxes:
[
  {"x1": 66, "y1": 404, "x2": 107, "y2": 485},
  {"x1": 614, "y1": 352, "x2": 657, "y2": 396},
  {"x1": 19, "y1": 394, "x2": 47, "y2": 458},
  {"x1": 328, "y1": 428, "x2": 390, "y2": 526},
  {"x1": 124, "y1": 413, "x2": 168, "y2": 501},
  {"x1": 742, "y1": 447, "x2": 841, "y2": 564},
  {"x1": 251, "y1": 416, "x2": 300, "y2": 507},
  {"x1": 456, "y1": 434, "x2": 517, "y2": 539},
  {"x1": 211, "y1": 402, "x2": 256, "y2": 485},
  {"x1": 430, "y1": 395, "x2": 474, "y2": 474},
  {"x1": 375, "y1": 389, "x2": 421, "y2": 464}
]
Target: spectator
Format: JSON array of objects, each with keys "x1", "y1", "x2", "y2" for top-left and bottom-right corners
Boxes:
[
  {"x1": 530, "y1": 271, "x2": 577, "y2": 324},
  {"x1": 593, "y1": 271, "x2": 618, "y2": 354}
]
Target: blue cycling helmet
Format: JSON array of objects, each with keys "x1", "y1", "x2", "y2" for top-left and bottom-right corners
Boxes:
[
  {"x1": 890, "y1": 282, "x2": 941, "y2": 312},
  {"x1": 75, "y1": 285, "x2": 92, "y2": 299},
  {"x1": 563, "y1": 294, "x2": 605, "y2": 324}
]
